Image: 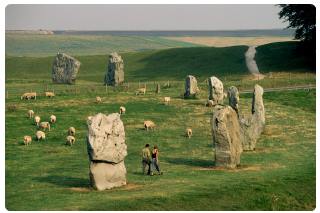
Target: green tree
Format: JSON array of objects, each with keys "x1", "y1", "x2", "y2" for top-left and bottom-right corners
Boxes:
[{"x1": 278, "y1": 4, "x2": 316, "y2": 45}]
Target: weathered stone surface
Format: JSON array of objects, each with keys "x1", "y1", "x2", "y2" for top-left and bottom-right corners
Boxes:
[
  {"x1": 184, "y1": 75, "x2": 199, "y2": 98},
  {"x1": 228, "y1": 86, "x2": 240, "y2": 114},
  {"x1": 208, "y1": 76, "x2": 224, "y2": 105},
  {"x1": 87, "y1": 113, "x2": 127, "y2": 190},
  {"x1": 89, "y1": 161, "x2": 127, "y2": 191},
  {"x1": 240, "y1": 84, "x2": 265, "y2": 150},
  {"x1": 52, "y1": 53, "x2": 80, "y2": 84},
  {"x1": 212, "y1": 106, "x2": 243, "y2": 168},
  {"x1": 87, "y1": 113, "x2": 127, "y2": 163},
  {"x1": 105, "y1": 52, "x2": 124, "y2": 86}
]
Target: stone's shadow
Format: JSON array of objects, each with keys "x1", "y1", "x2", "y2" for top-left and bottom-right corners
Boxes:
[
  {"x1": 165, "y1": 157, "x2": 213, "y2": 167},
  {"x1": 33, "y1": 175, "x2": 90, "y2": 188}
]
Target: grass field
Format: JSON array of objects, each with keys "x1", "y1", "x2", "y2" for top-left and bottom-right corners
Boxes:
[
  {"x1": 5, "y1": 34, "x2": 200, "y2": 57},
  {"x1": 5, "y1": 41, "x2": 316, "y2": 210}
]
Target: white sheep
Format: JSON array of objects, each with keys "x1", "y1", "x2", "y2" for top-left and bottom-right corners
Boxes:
[
  {"x1": 21, "y1": 92, "x2": 36, "y2": 100},
  {"x1": 28, "y1": 110, "x2": 34, "y2": 119},
  {"x1": 87, "y1": 116, "x2": 92, "y2": 125},
  {"x1": 35, "y1": 131, "x2": 46, "y2": 141},
  {"x1": 144, "y1": 120, "x2": 156, "y2": 131},
  {"x1": 186, "y1": 128, "x2": 193, "y2": 139},
  {"x1": 205, "y1": 100, "x2": 214, "y2": 107},
  {"x1": 119, "y1": 106, "x2": 126, "y2": 114},
  {"x1": 45, "y1": 91, "x2": 55, "y2": 98},
  {"x1": 96, "y1": 96, "x2": 102, "y2": 103},
  {"x1": 135, "y1": 86, "x2": 146, "y2": 95},
  {"x1": 23, "y1": 135, "x2": 32, "y2": 145},
  {"x1": 66, "y1": 135, "x2": 76, "y2": 146},
  {"x1": 68, "y1": 127, "x2": 76, "y2": 136},
  {"x1": 50, "y1": 115, "x2": 56, "y2": 123},
  {"x1": 39, "y1": 122, "x2": 51, "y2": 131},
  {"x1": 164, "y1": 97, "x2": 171, "y2": 105},
  {"x1": 34, "y1": 116, "x2": 41, "y2": 126}
]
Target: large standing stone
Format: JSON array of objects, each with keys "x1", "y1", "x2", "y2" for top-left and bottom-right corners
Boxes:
[
  {"x1": 105, "y1": 52, "x2": 124, "y2": 86},
  {"x1": 208, "y1": 76, "x2": 224, "y2": 105},
  {"x1": 184, "y1": 75, "x2": 199, "y2": 98},
  {"x1": 87, "y1": 113, "x2": 127, "y2": 190},
  {"x1": 52, "y1": 53, "x2": 81, "y2": 84},
  {"x1": 212, "y1": 106, "x2": 243, "y2": 168},
  {"x1": 240, "y1": 84, "x2": 265, "y2": 150},
  {"x1": 228, "y1": 86, "x2": 240, "y2": 115}
]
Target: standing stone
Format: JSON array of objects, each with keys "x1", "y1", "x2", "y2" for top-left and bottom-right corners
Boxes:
[
  {"x1": 228, "y1": 86, "x2": 240, "y2": 115},
  {"x1": 240, "y1": 84, "x2": 265, "y2": 150},
  {"x1": 105, "y1": 52, "x2": 124, "y2": 86},
  {"x1": 212, "y1": 106, "x2": 243, "y2": 168},
  {"x1": 184, "y1": 75, "x2": 199, "y2": 98},
  {"x1": 155, "y1": 83, "x2": 161, "y2": 94},
  {"x1": 52, "y1": 53, "x2": 81, "y2": 84},
  {"x1": 208, "y1": 76, "x2": 224, "y2": 105},
  {"x1": 87, "y1": 113, "x2": 127, "y2": 190}
]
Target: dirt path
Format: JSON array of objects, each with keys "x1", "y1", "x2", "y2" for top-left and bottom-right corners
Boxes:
[
  {"x1": 240, "y1": 84, "x2": 316, "y2": 94},
  {"x1": 245, "y1": 46, "x2": 265, "y2": 80}
]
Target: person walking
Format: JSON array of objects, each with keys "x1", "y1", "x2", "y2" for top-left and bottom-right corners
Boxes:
[
  {"x1": 141, "y1": 144, "x2": 151, "y2": 175},
  {"x1": 151, "y1": 145, "x2": 162, "y2": 175}
]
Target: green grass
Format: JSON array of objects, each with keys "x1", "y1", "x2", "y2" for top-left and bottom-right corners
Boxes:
[
  {"x1": 5, "y1": 41, "x2": 316, "y2": 210},
  {"x1": 5, "y1": 86, "x2": 316, "y2": 210},
  {"x1": 5, "y1": 34, "x2": 200, "y2": 57},
  {"x1": 256, "y1": 41, "x2": 315, "y2": 73}
]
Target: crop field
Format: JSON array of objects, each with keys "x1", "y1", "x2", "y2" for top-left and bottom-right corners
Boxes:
[{"x1": 5, "y1": 40, "x2": 316, "y2": 210}]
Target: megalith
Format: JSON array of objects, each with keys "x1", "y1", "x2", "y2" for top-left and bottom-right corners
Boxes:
[
  {"x1": 52, "y1": 53, "x2": 81, "y2": 84},
  {"x1": 184, "y1": 75, "x2": 199, "y2": 98},
  {"x1": 208, "y1": 76, "x2": 224, "y2": 105},
  {"x1": 105, "y1": 52, "x2": 124, "y2": 86},
  {"x1": 240, "y1": 84, "x2": 265, "y2": 150},
  {"x1": 212, "y1": 106, "x2": 243, "y2": 168},
  {"x1": 87, "y1": 113, "x2": 127, "y2": 190},
  {"x1": 228, "y1": 86, "x2": 240, "y2": 115}
]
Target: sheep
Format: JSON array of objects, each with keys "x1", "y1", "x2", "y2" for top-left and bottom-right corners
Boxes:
[
  {"x1": 35, "y1": 131, "x2": 46, "y2": 141},
  {"x1": 135, "y1": 85, "x2": 147, "y2": 95},
  {"x1": 21, "y1": 92, "x2": 36, "y2": 100},
  {"x1": 50, "y1": 115, "x2": 56, "y2": 123},
  {"x1": 39, "y1": 122, "x2": 51, "y2": 131},
  {"x1": 66, "y1": 135, "x2": 76, "y2": 146},
  {"x1": 23, "y1": 135, "x2": 32, "y2": 145},
  {"x1": 186, "y1": 128, "x2": 193, "y2": 139},
  {"x1": 223, "y1": 92, "x2": 228, "y2": 99},
  {"x1": 144, "y1": 120, "x2": 156, "y2": 131},
  {"x1": 68, "y1": 127, "x2": 76, "y2": 136},
  {"x1": 28, "y1": 110, "x2": 34, "y2": 118},
  {"x1": 205, "y1": 100, "x2": 214, "y2": 107},
  {"x1": 119, "y1": 106, "x2": 126, "y2": 114},
  {"x1": 34, "y1": 116, "x2": 41, "y2": 126},
  {"x1": 164, "y1": 97, "x2": 171, "y2": 105},
  {"x1": 96, "y1": 96, "x2": 102, "y2": 103},
  {"x1": 45, "y1": 91, "x2": 55, "y2": 98}
]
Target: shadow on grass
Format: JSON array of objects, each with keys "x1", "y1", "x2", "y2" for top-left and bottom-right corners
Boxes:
[
  {"x1": 165, "y1": 157, "x2": 213, "y2": 167},
  {"x1": 33, "y1": 175, "x2": 90, "y2": 188}
]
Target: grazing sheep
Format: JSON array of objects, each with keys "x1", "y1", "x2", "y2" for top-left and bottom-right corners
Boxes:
[
  {"x1": 39, "y1": 122, "x2": 51, "y2": 131},
  {"x1": 66, "y1": 135, "x2": 76, "y2": 146},
  {"x1": 35, "y1": 131, "x2": 46, "y2": 141},
  {"x1": 50, "y1": 115, "x2": 56, "y2": 123},
  {"x1": 21, "y1": 92, "x2": 37, "y2": 100},
  {"x1": 223, "y1": 92, "x2": 228, "y2": 99},
  {"x1": 28, "y1": 110, "x2": 34, "y2": 119},
  {"x1": 68, "y1": 127, "x2": 76, "y2": 136},
  {"x1": 135, "y1": 86, "x2": 147, "y2": 95},
  {"x1": 144, "y1": 120, "x2": 156, "y2": 131},
  {"x1": 186, "y1": 128, "x2": 193, "y2": 139},
  {"x1": 205, "y1": 100, "x2": 214, "y2": 107},
  {"x1": 23, "y1": 135, "x2": 32, "y2": 145},
  {"x1": 119, "y1": 106, "x2": 126, "y2": 114},
  {"x1": 96, "y1": 96, "x2": 102, "y2": 103},
  {"x1": 45, "y1": 91, "x2": 55, "y2": 98},
  {"x1": 34, "y1": 116, "x2": 41, "y2": 126},
  {"x1": 164, "y1": 97, "x2": 171, "y2": 105}
]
